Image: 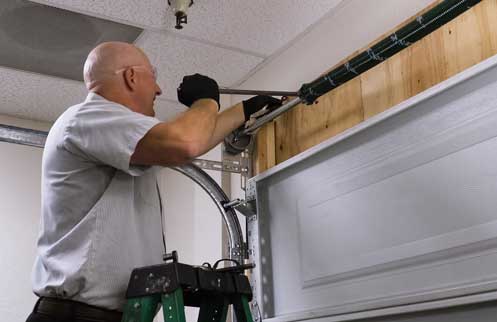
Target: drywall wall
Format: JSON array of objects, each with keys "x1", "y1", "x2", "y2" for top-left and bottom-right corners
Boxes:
[{"x1": 0, "y1": 141, "x2": 44, "y2": 322}]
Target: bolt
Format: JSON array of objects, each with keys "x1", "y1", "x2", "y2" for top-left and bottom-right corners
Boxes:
[
  {"x1": 148, "y1": 273, "x2": 154, "y2": 278},
  {"x1": 134, "y1": 275, "x2": 139, "y2": 280},
  {"x1": 145, "y1": 288, "x2": 150, "y2": 292},
  {"x1": 134, "y1": 302, "x2": 141, "y2": 309}
]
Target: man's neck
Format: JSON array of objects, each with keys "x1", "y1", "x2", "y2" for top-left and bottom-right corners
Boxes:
[{"x1": 90, "y1": 87, "x2": 138, "y2": 113}]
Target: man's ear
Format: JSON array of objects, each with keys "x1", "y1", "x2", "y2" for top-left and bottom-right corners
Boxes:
[{"x1": 123, "y1": 68, "x2": 137, "y2": 91}]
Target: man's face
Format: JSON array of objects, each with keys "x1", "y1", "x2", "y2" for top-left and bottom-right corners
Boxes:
[{"x1": 134, "y1": 64, "x2": 162, "y2": 117}]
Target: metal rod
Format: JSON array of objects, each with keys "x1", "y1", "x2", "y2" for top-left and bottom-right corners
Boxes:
[
  {"x1": 219, "y1": 88, "x2": 298, "y2": 97},
  {"x1": 0, "y1": 124, "x2": 47, "y2": 147},
  {"x1": 241, "y1": 97, "x2": 303, "y2": 135}
]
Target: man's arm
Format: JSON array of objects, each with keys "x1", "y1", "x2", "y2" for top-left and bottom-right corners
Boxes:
[
  {"x1": 131, "y1": 101, "x2": 245, "y2": 167},
  {"x1": 130, "y1": 98, "x2": 219, "y2": 166},
  {"x1": 131, "y1": 72, "x2": 281, "y2": 167},
  {"x1": 198, "y1": 102, "x2": 245, "y2": 154},
  {"x1": 198, "y1": 95, "x2": 282, "y2": 154}
]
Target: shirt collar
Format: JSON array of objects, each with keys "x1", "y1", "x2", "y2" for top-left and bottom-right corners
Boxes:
[{"x1": 85, "y1": 92, "x2": 107, "y2": 103}]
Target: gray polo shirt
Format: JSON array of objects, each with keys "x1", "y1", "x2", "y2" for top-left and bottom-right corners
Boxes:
[{"x1": 32, "y1": 93, "x2": 164, "y2": 310}]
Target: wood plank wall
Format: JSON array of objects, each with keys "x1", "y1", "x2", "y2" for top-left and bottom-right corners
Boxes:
[{"x1": 252, "y1": 0, "x2": 497, "y2": 175}]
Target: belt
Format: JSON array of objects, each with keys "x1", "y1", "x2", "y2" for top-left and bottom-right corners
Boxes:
[{"x1": 35, "y1": 297, "x2": 123, "y2": 322}]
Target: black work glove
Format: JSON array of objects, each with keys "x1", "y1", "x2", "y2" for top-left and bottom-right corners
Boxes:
[
  {"x1": 242, "y1": 95, "x2": 282, "y2": 121},
  {"x1": 177, "y1": 73, "x2": 220, "y2": 109}
]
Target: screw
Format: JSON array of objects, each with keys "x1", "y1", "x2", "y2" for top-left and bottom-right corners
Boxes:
[
  {"x1": 148, "y1": 273, "x2": 154, "y2": 278},
  {"x1": 145, "y1": 288, "x2": 150, "y2": 292},
  {"x1": 134, "y1": 275, "x2": 138, "y2": 280},
  {"x1": 134, "y1": 302, "x2": 141, "y2": 309}
]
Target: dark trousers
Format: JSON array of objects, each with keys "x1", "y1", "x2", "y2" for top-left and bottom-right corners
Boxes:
[{"x1": 26, "y1": 297, "x2": 123, "y2": 322}]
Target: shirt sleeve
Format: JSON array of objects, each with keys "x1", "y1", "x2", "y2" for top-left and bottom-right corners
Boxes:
[{"x1": 62, "y1": 102, "x2": 161, "y2": 175}]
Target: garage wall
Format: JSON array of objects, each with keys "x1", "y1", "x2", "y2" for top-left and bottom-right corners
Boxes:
[{"x1": 0, "y1": 140, "x2": 44, "y2": 322}]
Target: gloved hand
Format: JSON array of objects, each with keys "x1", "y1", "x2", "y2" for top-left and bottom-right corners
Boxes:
[
  {"x1": 177, "y1": 73, "x2": 220, "y2": 109},
  {"x1": 242, "y1": 95, "x2": 282, "y2": 121}
]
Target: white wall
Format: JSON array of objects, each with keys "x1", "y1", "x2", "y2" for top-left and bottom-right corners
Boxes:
[
  {"x1": 0, "y1": 116, "x2": 50, "y2": 321},
  {"x1": 159, "y1": 146, "x2": 224, "y2": 265},
  {"x1": 153, "y1": 93, "x2": 231, "y2": 322},
  {"x1": 157, "y1": 146, "x2": 223, "y2": 322},
  {"x1": 0, "y1": 141, "x2": 44, "y2": 321}
]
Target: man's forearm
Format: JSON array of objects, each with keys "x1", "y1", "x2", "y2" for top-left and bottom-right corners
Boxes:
[
  {"x1": 174, "y1": 99, "x2": 219, "y2": 154},
  {"x1": 200, "y1": 102, "x2": 245, "y2": 154}
]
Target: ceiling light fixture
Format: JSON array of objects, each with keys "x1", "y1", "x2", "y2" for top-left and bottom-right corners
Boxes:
[{"x1": 167, "y1": 0, "x2": 193, "y2": 29}]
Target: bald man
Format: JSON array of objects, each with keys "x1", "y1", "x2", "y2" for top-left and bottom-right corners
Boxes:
[{"x1": 27, "y1": 42, "x2": 280, "y2": 322}]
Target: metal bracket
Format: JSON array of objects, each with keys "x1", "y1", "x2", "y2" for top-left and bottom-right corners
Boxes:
[
  {"x1": 230, "y1": 242, "x2": 248, "y2": 260},
  {"x1": 219, "y1": 195, "x2": 252, "y2": 259},
  {"x1": 222, "y1": 146, "x2": 252, "y2": 190},
  {"x1": 245, "y1": 180, "x2": 256, "y2": 202},
  {"x1": 191, "y1": 158, "x2": 248, "y2": 174},
  {"x1": 224, "y1": 198, "x2": 255, "y2": 260},
  {"x1": 223, "y1": 198, "x2": 256, "y2": 218}
]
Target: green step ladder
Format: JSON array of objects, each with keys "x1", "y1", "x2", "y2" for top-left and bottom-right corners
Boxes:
[{"x1": 121, "y1": 253, "x2": 255, "y2": 322}]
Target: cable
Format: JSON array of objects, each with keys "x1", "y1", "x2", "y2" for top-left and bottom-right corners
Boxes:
[
  {"x1": 156, "y1": 181, "x2": 168, "y2": 260},
  {"x1": 213, "y1": 258, "x2": 240, "y2": 270}
]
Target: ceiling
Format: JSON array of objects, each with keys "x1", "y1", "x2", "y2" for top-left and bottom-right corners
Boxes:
[{"x1": 0, "y1": 0, "x2": 344, "y2": 123}]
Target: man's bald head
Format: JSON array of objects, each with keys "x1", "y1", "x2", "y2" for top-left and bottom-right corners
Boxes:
[
  {"x1": 82, "y1": 41, "x2": 162, "y2": 117},
  {"x1": 83, "y1": 42, "x2": 150, "y2": 90}
]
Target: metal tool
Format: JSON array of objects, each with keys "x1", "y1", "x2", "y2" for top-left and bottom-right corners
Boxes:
[{"x1": 219, "y1": 88, "x2": 297, "y2": 97}]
